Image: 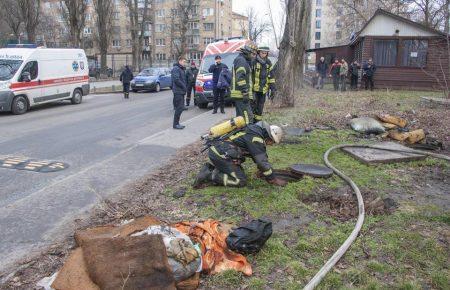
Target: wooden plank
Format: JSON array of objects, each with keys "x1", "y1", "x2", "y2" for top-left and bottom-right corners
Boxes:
[{"x1": 342, "y1": 142, "x2": 427, "y2": 164}]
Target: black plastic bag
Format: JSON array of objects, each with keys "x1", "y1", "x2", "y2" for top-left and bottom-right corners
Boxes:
[{"x1": 226, "y1": 219, "x2": 272, "y2": 255}]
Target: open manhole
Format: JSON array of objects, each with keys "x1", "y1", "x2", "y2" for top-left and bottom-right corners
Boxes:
[{"x1": 290, "y1": 164, "x2": 333, "y2": 178}]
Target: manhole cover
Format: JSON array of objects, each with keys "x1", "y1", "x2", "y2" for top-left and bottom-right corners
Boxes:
[
  {"x1": 284, "y1": 127, "x2": 307, "y2": 136},
  {"x1": 290, "y1": 164, "x2": 333, "y2": 178}
]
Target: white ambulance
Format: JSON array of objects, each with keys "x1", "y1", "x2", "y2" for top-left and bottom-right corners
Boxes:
[{"x1": 0, "y1": 45, "x2": 89, "y2": 114}]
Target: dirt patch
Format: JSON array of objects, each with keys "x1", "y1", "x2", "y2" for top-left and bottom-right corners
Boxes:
[{"x1": 301, "y1": 187, "x2": 398, "y2": 221}]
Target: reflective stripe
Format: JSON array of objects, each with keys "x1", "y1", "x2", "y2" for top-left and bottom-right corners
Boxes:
[
  {"x1": 252, "y1": 136, "x2": 264, "y2": 143},
  {"x1": 226, "y1": 172, "x2": 241, "y2": 186},
  {"x1": 237, "y1": 80, "x2": 246, "y2": 86},
  {"x1": 254, "y1": 63, "x2": 261, "y2": 91},
  {"x1": 263, "y1": 169, "x2": 273, "y2": 176},
  {"x1": 244, "y1": 111, "x2": 249, "y2": 124},
  {"x1": 229, "y1": 131, "x2": 246, "y2": 141},
  {"x1": 211, "y1": 146, "x2": 226, "y2": 159},
  {"x1": 254, "y1": 114, "x2": 263, "y2": 121},
  {"x1": 236, "y1": 67, "x2": 246, "y2": 74}
]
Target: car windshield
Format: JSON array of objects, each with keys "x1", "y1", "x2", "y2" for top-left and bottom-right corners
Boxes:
[
  {"x1": 200, "y1": 53, "x2": 239, "y2": 74},
  {"x1": 0, "y1": 59, "x2": 23, "y2": 81},
  {"x1": 139, "y1": 69, "x2": 158, "y2": 76}
]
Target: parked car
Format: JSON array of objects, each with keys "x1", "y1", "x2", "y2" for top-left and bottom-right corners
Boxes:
[
  {"x1": 89, "y1": 65, "x2": 113, "y2": 79},
  {"x1": 130, "y1": 67, "x2": 172, "y2": 92}
]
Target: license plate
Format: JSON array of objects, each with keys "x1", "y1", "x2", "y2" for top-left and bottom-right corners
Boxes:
[{"x1": 136, "y1": 84, "x2": 144, "y2": 87}]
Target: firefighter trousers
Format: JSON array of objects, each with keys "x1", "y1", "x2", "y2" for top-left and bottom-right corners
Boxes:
[
  {"x1": 208, "y1": 144, "x2": 247, "y2": 187},
  {"x1": 234, "y1": 99, "x2": 254, "y2": 124},
  {"x1": 252, "y1": 91, "x2": 266, "y2": 122}
]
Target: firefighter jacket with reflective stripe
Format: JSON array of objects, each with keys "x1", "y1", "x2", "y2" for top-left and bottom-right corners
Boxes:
[
  {"x1": 231, "y1": 53, "x2": 253, "y2": 100},
  {"x1": 227, "y1": 124, "x2": 274, "y2": 178},
  {"x1": 252, "y1": 57, "x2": 275, "y2": 94}
]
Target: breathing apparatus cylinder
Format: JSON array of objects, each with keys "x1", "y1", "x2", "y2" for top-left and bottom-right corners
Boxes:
[{"x1": 209, "y1": 116, "x2": 246, "y2": 138}]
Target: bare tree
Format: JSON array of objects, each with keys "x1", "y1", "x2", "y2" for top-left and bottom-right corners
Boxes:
[
  {"x1": 93, "y1": 0, "x2": 114, "y2": 73},
  {"x1": 410, "y1": 0, "x2": 448, "y2": 30},
  {"x1": 266, "y1": 0, "x2": 287, "y2": 48},
  {"x1": 60, "y1": 0, "x2": 88, "y2": 48},
  {"x1": 38, "y1": 10, "x2": 66, "y2": 47},
  {"x1": 169, "y1": 0, "x2": 195, "y2": 60},
  {"x1": 0, "y1": 0, "x2": 23, "y2": 41},
  {"x1": 17, "y1": 0, "x2": 41, "y2": 43},
  {"x1": 445, "y1": 0, "x2": 449, "y2": 33},
  {"x1": 277, "y1": 0, "x2": 311, "y2": 107},
  {"x1": 122, "y1": 0, "x2": 151, "y2": 70},
  {"x1": 246, "y1": 7, "x2": 271, "y2": 43}
]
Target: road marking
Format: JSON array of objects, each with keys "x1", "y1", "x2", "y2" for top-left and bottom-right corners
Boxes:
[{"x1": 0, "y1": 156, "x2": 69, "y2": 173}]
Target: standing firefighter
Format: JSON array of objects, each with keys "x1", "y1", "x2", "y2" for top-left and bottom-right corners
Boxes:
[
  {"x1": 231, "y1": 42, "x2": 258, "y2": 124},
  {"x1": 251, "y1": 45, "x2": 275, "y2": 122},
  {"x1": 193, "y1": 122, "x2": 287, "y2": 188},
  {"x1": 120, "y1": 65, "x2": 133, "y2": 99}
]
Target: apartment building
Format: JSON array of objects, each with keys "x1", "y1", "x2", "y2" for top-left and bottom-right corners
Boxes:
[
  {"x1": 309, "y1": 0, "x2": 347, "y2": 50},
  {"x1": 40, "y1": 0, "x2": 245, "y2": 71}
]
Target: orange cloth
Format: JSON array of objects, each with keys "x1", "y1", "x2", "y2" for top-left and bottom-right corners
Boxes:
[{"x1": 174, "y1": 220, "x2": 252, "y2": 276}]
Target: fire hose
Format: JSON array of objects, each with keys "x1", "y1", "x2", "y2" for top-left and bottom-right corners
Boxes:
[{"x1": 304, "y1": 144, "x2": 450, "y2": 290}]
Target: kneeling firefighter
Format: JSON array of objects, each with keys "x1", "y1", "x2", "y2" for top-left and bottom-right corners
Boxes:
[{"x1": 194, "y1": 121, "x2": 287, "y2": 188}]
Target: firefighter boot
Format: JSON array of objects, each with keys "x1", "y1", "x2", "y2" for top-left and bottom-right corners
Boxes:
[{"x1": 193, "y1": 163, "x2": 213, "y2": 188}]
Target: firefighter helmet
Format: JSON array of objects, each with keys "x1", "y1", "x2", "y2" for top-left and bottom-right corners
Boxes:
[
  {"x1": 240, "y1": 42, "x2": 258, "y2": 55},
  {"x1": 258, "y1": 45, "x2": 271, "y2": 52},
  {"x1": 258, "y1": 121, "x2": 284, "y2": 144}
]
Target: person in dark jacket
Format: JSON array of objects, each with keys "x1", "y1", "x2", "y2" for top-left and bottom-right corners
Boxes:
[
  {"x1": 119, "y1": 65, "x2": 133, "y2": 99},
  {"x1": 185, "y1": 61, "x2": 198, "y2": 107},
  {"x1": 209, "y1": 55, "x2": 229, "y2": 114},
  {"x1": 329, "y1": 59, "x2": 341, "y2": 91},
  {"x1": 251, "y1": 45, "x2": 275, "y2": 122},
  {"x1": 363, "y1": 58, "x2": 376, "y2": 91},
  {"x1": 171, "y1": 57, "x2": 187, "y2": 130},
  {"x1": 315, "y1": 57, "x2": 328, "y2": 89},
  {"x1": 230, "y1": 42, "x2": 258, "y2": 124},
  {"x1": 349, "y1": 60, "x2": 360, "y2": 90},
  {"x1": 193, "y1": 122, "x2": 286, "y2": 188}
]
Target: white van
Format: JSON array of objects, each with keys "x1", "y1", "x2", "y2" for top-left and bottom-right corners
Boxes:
[{"x1": 0, "y1": 45, "x2": 89, "y2": 114}]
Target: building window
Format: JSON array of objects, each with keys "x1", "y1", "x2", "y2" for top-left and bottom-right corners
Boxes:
[
  {"x1": 315, "y1": 43, "x2": 321, "y2": 48},
  {"x1": 156, "y1": 9, "x2": 165, "y2": 17},
  {"x1": 373, "y1": 40, "x2": 398, "y2": 66},
  {"x1": 336, "y1": 19, "x2": 342, "y2": 28},
  {"x1": 191, "y1": 5, "x2": 199, "y2": 16},
  {"x1": 156, "y1": 53, "x2": 166, "y2": 60},
  {"x1": 315, "y1": 32, "x2": 321, "y2": 40},
  {"x1": 336, "y1": 31, "x2": 341, "y2": 39},
  {"x1": 189, "y1": 52, "x2": 202, "y2": 60},
  {"x1": 112, "y1": 40, "x2": 120, "y2": 47},
  {"x1": 126, "y1": 39, "x2": 131, "y2": 46},
  {"x1": 188, "y1": 22, "x2": 199, "y2": 29},
  {"x1": 401, "y1": 40, "x2": 428, "y2": 67},
  {"x1": 203, "y1": 37, "x2": 214, "y2": 45},
  {"x1": 337, "y1": 7, "x2": 343, "y2": 16},
  {"x1": 204, "y1": 23, "x2": 214, "y2": 31},
  {"x1": 83, "y1": 27, "x2": 92, "y2": 35},
  {"x1": 113, "y1": 12, "x2": 120, "y2": 20},
  {"x1": 156, "y1": 38, "x2": 166, "y2": 46},
  {"x1": 202, "y1": 8, "x2": 214, "y2": 17},
  {"x1": 316, "y1": 9, "x2": 321, "y2": 18},
  {"x1": 85, "y1": 13, "x2": 91, "y2": 21},
  {"x1": 188, "y1": 36, "x2": 200, "y2": 45},
  {"x1": 316, "y1": 0, "x2": 322, "y2": 5},
  {"x1": 156, "y1": 24, "x2": 166, "y2": 32},
  {"x1": 316, "y1": 20, "x2": 321, "y2": 29}
]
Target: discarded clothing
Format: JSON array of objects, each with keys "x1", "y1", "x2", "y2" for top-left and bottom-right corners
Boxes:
[
  {"x1": 174, "y1": 220, "x2": 253, "y2": 276},
  {"x1": 377, "y1": 113, "x2": 407, "y2": 128},
  {"x1": 350, "y1": 117, "x2": 385, "y2": 134},
  {"x1": 226, "y1": 219, "x2": 272, "y2": 255},
  {"x1": 132, "y1": 225, "x2": 202, "y2": 282},
  {"x1": 388, "y1": 129, "x2": 425, "y2": 144}
]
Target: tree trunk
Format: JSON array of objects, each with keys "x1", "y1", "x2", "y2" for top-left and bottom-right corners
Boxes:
[
  {"x1": 445, "y1": 0, "x2": 449, "y2": 34},
  {"x1": 93, "y1": 0, "x2": 113, "y2": 74},
  {"x1": 276, "y1": 0, "x2": 311, "y2": 107},
  {"x1": 18, "y1": 0, "x2": 41, "y2": 44}
]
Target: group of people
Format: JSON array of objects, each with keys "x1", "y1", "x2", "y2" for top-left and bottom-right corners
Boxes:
[
  {"x1": 172, "y1": 43, "x2": 277, "y2": 130},
  {"x1": 193, "y1": 42, "x2": 287, "y2": 188},
  {"x1": 315, "y1": 57, "x2": 377, "y2": 91}
]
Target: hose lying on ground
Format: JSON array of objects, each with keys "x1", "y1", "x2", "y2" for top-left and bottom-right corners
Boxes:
[{"x1": 304, "y1": 144, "x2": 449, "y2": 290}]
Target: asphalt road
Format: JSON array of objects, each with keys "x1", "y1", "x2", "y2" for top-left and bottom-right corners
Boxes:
[{"x1": 0, "y1": 89, "x2": 230, "y2": 275}]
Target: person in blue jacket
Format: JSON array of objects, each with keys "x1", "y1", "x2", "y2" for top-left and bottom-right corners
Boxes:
[{"x1": 209, "y1": 55, "x2": 228, "y2": 114}]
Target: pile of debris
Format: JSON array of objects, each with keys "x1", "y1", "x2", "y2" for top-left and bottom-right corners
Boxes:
[
  {"x1": 38, "y1": 216, "x2": 272, "y2": 290},
  {"x1": 349, "y1": 114, "x2": 443, "y2": 150}
]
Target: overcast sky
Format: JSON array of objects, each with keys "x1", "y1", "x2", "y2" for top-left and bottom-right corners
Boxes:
[{"x1": 232, "y1": 0, "x2": 285, "y2": 48}]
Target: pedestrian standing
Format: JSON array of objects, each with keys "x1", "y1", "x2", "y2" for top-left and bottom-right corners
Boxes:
[
  {"x1": 171, "y1": 57, "x2": 187, "y2": 130},
  {"x1": 251, "y1": 45, "x2": 275, "y2": 122},
  {"x1": 363, "y1": 58, "x2": 376, "y2": 91},
  {"x1": 329, "y1": 59, "x2": 341, "y2": 91},
  {"x1": 209, "y1": 55, "x2": 228, "y2": 114},
  {"x1": 230, "y1": 43, "x2": 258, "y2": 124},
  {"x1": 349, "y1": 60, "x2": 360, "y2": 90},
  {"x1": 119, "y1": 65, "x2": 133, "y2": 99},
  {"x1": 316, "y1": 56, "x2": 328, "y2": 89},
  {"x1": 185, "y1": 61, "x2": 198, "y2": 107},
  {"x1": 339, "y1": 58, "x2": 348, "y2": 92}
]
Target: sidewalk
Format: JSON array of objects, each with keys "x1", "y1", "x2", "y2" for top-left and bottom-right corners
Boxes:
[{"x1": 89, "y1": 80, "x2": 122, "y2": 94}]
